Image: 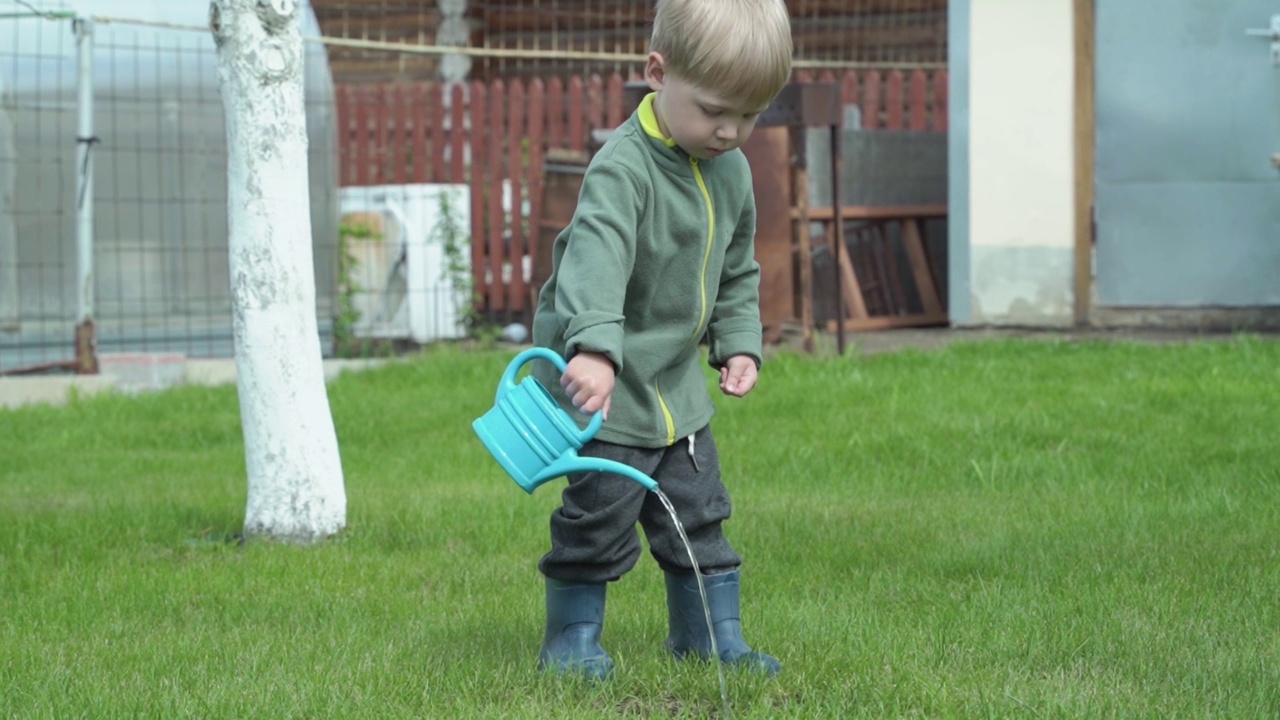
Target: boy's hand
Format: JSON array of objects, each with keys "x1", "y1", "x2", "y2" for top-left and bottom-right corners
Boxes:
[
  {"x1": 562, "y1": 351, "x2": 615, "y2": 419},
  {"x1": 719, "y1": 355, "x2": 758, "y2": 398}
]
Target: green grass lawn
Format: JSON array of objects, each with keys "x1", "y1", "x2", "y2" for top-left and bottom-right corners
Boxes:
[{"x1": 2, "y1": 337, "x2": 1278, "y2": 719}]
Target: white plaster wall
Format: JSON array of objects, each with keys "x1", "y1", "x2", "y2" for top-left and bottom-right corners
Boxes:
[{"x1": 967, "y1": 0, "x2": 1076, "y2": 325}]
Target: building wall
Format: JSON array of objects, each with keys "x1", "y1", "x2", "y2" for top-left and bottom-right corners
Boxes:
[
  {"x1": 962, "y1": 0, "x2": 1077, "y2": 326},
  {"x1": 947, "y1": 0, "x2": 971, "y2": 324}
]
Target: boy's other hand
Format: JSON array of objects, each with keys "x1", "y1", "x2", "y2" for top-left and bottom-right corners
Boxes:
[
  {"x1": 719, "y1": 355, "x2": 758, "y2": 398},
  {"x1": 563, "y1": 351, "x2": 615, "y2": 420}
]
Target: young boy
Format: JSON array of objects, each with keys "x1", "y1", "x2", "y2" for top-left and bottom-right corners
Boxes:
[{"x1": 529, "y1": 0, "x2": 792, "y2": 680}]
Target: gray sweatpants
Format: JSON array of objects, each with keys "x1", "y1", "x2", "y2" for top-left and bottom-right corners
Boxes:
[{"x1": 538, "y1": 424, "x2": 742, "y2": 584}]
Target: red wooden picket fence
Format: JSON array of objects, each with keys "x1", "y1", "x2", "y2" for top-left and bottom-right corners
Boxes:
[{"x1": 335, "y1": 68, "x2": 949, "y2": 323}]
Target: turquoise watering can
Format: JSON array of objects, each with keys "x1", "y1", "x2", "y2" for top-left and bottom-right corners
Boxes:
[{"x1": 472, "y1": 348, "x2": 659, "y2": 495}]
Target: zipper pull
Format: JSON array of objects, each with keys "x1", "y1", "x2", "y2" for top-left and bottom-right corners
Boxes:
[{"x1": 687, "y1": 434, "x2": 700, "y2": 472}]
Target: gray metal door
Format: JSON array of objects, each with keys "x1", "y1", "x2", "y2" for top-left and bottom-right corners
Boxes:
[{"x1": 1095, "y1": 1, "x2": 1280, "y2": 307}]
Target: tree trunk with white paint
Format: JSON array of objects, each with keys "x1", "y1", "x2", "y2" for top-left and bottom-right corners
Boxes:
[{"x1": 211, "y1": 0, "x2": 346, "y2": 542}]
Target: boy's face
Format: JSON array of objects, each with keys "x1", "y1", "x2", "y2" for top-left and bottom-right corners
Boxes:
[{"x1": 645, "y1": 54, "x2": 767, "y2": 161}]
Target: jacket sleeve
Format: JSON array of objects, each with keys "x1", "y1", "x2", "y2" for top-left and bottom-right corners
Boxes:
[
  {"x1": 706, "y1": 189, "x2": 763, "y2": 370},
  {"x1": 554, "y1": 158, "x2": 643, "y2": 371}
]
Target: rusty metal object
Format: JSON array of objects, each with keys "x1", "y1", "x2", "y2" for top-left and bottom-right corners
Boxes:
[
  {"x1": 759, "y1": 83, "x2": 847, "y2": 354},
  {"x1": 743, "y1": 127, "x2": 794, "y2": 345},
  {"x1": 74, "y1": 320, "x2": 98, "y2": 374}
]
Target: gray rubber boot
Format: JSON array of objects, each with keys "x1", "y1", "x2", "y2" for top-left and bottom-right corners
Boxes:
[
  {"x1": 664, "y1": 569, "x2": 781, "y2": 676},
  {"x1": 537, "y1": 578, "x2": 614, "y2": 681}
]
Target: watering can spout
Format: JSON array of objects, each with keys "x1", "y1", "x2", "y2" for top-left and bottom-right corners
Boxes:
[
  {"x1": 472, "y1": 348, "x2": 660, "y2": 495},
  {"x1": 532, "y1": 458, "x2": 660, "y2": 493}
]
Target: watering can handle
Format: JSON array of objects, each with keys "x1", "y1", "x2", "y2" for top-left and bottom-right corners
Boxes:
[{"x1": 498, "y1": 347, "x2": 605, "y2": 442}]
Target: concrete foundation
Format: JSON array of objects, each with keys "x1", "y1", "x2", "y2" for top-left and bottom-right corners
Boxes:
[{"x1": 0, "y1": 356, "x2": 386, "y2": 410}]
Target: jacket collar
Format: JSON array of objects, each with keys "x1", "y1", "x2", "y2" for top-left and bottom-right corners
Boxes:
[{"x1": 634, "y1": 92, "x2": 695, "y2": 176}]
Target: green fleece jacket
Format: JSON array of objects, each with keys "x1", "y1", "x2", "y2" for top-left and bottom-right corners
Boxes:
[{"x1": 531, "y1": 93, "x2": 763, "y2": 449}]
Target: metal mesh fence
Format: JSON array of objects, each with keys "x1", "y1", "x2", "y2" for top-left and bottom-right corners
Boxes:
[
  {"x1": 313, "y1": 0, "x2": 443, "y2": 83},
  {"x1": 313, "y1": 0, "x2": 948, "y2": 84},
  {"x1": 0, "y1": 0, "x2": 948, "y2": 374},
  {"x1": 0, "y1": 3, "x2": 340, "y2": 374}
]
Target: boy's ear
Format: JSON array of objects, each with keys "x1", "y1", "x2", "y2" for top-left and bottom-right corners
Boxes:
[{"x1": 644, "y1": 52, "x2": 666, "y2": 91}]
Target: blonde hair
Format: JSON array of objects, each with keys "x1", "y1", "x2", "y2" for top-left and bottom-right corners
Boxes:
[{"x1": 650, "y1": 0, "x2": 793, "y2": 109}]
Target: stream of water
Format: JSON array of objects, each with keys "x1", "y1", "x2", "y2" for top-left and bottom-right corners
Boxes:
[{"x1": 655, "y1": 488, "x2": 731, "y2": 718}]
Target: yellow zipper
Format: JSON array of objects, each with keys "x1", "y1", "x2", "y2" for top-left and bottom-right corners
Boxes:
[
  {"x1": 656, "y1": 381, "x2": 676, "y2": 445},
  {"x1": 654, "y1": 156, "x2": 716, "y2": 446},
  {"x1": 689, "y1": 157, "x2": 715, "y2": 345}
]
